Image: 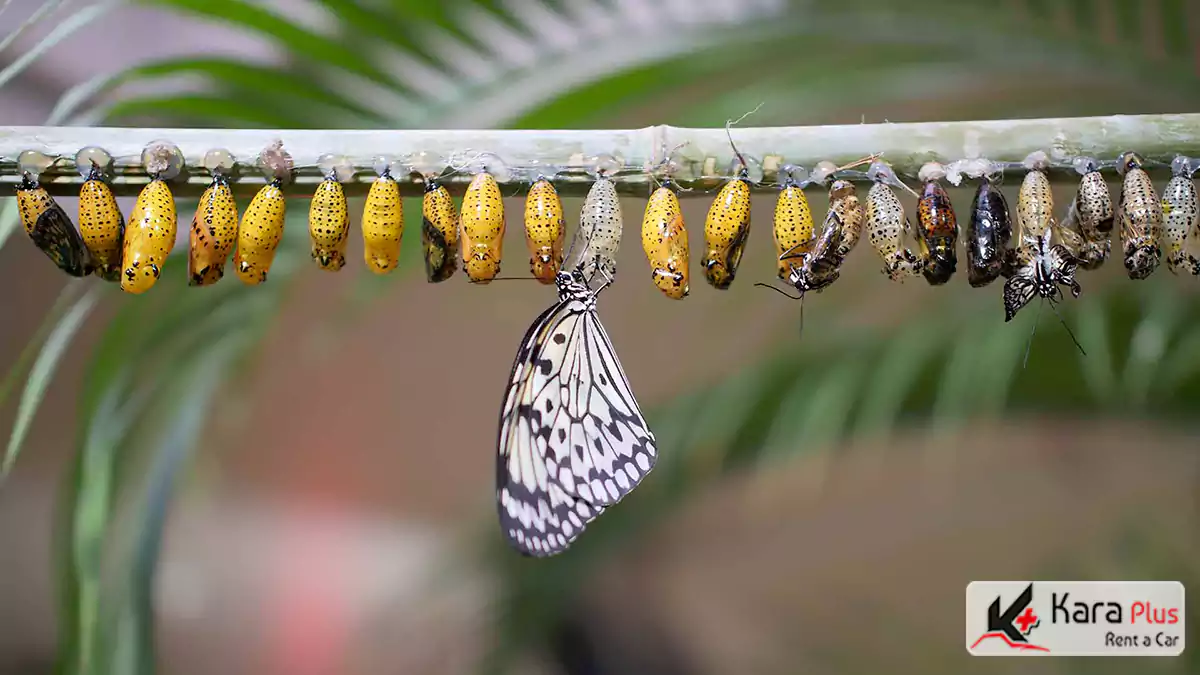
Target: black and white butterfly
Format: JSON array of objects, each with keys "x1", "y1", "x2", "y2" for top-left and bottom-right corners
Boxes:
[
  {"x1": 1003, "y1": 228, "x2": 1086, "y2": 364},
  {"x1": 1003, "y1": 228, "x2": 1081, "y2": 322},
  {"x1": 497, "y1": 268, "x2": 657, "y2": 557}
]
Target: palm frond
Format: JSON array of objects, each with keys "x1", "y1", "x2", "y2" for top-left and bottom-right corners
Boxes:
[
  {"x1": 0, "y1": 0, "x2": 124, "y2": 91},
  {"x1": 3, "y1": 285, "x2": 99, "y2": 476}
]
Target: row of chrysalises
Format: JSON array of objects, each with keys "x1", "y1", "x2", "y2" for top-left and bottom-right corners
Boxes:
[{"x1": 12, "y1": 144, "x2": 1199, "y2": 324}]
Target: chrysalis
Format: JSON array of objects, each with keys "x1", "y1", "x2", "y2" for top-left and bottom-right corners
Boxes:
[
  {"x1": 121, "y1": 142, "x2": 182, "y2": 294},
  {"x1": 234, "y1": 141, "x2": 292, "y2": 285}
]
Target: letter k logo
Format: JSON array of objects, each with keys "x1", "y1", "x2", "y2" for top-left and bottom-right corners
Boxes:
[{"x1": 987, "y1": 583, "x2": 1035, "y2": 643}]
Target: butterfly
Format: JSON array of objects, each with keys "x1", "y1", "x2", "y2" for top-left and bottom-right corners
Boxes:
[
  {"x1": 497, "y1": 268, "x2": 657, "y2": 557},
  {"x1": 1003, "y1": 228, "x2": 1081, "y2": 322},
  {"x1": 783, "y1": 200, "x2": 850, "y2": 295},
  {"x1": 753, "y1": 210, "x2": 845, "y2": 338},
  {"x1": 1002, "y1": 227, "x2": 1086, "y2": 365}
]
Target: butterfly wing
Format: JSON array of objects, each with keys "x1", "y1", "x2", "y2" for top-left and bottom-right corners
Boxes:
[
  {"x1": 1003, "y1": 263, "x2": 1038, "y2": 322},
  {"x1": 807, "y1": 210, "x2": 845, "y2": 281},
  {"x1": 497, "y1": 294, "x2": 657, "y2": 557},
  {"x1": 571, "y1": 310, "x2": 658, "y2": 505},
  {"x1": 30, "y1": 202, "x2": 94, "y2": 277},
  {"x1": 1047, "y1": 244, "x2": 1082, "y2": 298}
]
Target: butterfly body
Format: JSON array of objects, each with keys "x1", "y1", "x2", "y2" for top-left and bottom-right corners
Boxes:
[
  {"x1": 497, "y1": 269, "x2": 657, "y2": 557},
  {"x1": 1003, "y1": 229, "x2": 1081, "y2": 322},
  {"x1": 422, "y1": 179, "x2": 458, "y2": 283},
  {"x1": 780, "y1": 204, "x2": 845, "y2": 296}
]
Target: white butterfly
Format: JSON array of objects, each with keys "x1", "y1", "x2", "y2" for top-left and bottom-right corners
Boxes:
[{"x1": 497, "y1": 268, "x2": 657, "y2": 557}]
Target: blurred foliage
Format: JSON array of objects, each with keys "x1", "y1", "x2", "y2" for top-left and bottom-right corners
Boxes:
[{"x1": 1, "y1": 0, "x2": 1200, "y2": 674}]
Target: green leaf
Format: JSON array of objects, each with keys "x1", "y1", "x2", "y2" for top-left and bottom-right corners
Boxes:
[
  {"x1": 1074, "y1": 293, "x2": 1119, "y2": 406},
  {"x1": 0, "y1": 0, "x2": 121, "y2": 91},
  {"x1": 0, "y1": 280, "x2": 86, "y2": 410},
  {"x1": 117, "y1": 58, "x2": 391, "y2": 123},
  {"x1": 99, "y1": 335, "x2": 243, "y2": 675},
  {"x1": 58, "y1": 287, "x2": 275, "y2": 675},
  {"x1": 104, "y1": 94, "x2": 321, "y2": 129},
  {"x1": 3, "y1": 285, "x2": 99, "y2": 476},
  {"x1": 0, "y1": 0, "x2": 65, "y2": 55},
  {"x1": 930, "y1": 317, "x2": 990, "y2": 426},
  {"x1": 58, "y1": 374, "x2": 143, "y2": 675},
  {"x1": 1160, "y1": 0, "x2": 1191, "y2": 58},
  {"x1": 313, "y1": 0, "x2": 445, "y2": 66},
  {"x1": 854, "y1": 321, "x2": 941, "y2": 434},
  {"x1": 1120, "y1": 283, "x2": 1182, "y2": 409},
  {"x1": 140, "y1": 0, "x2": 408, "y2": 92}
]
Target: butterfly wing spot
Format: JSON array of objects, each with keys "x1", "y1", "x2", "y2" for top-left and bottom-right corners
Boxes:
[{"x1": 636, "y1": 451, "x2": 652, "y2": 471}]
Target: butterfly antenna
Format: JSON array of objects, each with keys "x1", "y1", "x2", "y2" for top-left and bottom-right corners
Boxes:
[
  {"x1": 1049, "y1": 300, "x2": 1087, "y2": 357},
  {"x1": 833, "y1": 153, "x2": 882, "y2": 173},
  {"x1": 1022, "y1": 301, "x2": 1044, "y2": 370},
  {"x1": 754, "y1": 282, "x2": 804, "y2": 300},
  {"x1": 725, "y1": 103, "x2": 762, "y2": 174},
  {"x1": 724, "y1": 121, "x2": 748, "y2": 175},
  {"x1": 798, "y1": 294, "x2": 807, "y2": 340}
]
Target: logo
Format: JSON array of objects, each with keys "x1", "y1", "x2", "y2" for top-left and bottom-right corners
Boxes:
[
  {"x1": 971, "y1": 583, "x2": 1049, "y2": 652},
  {"x1": 966, "y1": 581, "x2": 1185, "y2": 656}
]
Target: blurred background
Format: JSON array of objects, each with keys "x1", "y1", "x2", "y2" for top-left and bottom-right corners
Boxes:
[{"x1": 1, "y1": 1, "x2": 1200, "y2": 674}]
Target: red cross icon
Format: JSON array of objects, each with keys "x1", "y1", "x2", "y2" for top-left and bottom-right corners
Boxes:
[{"x1": 1015, "y1": 607, "x2": 1039, "y2": 634}]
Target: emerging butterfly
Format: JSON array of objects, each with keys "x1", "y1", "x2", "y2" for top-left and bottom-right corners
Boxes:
[
  {"x1": 1002, "y1": 228, "x2": 1086, "y2": 366},
  {"x1": 1003, "y1": 228, "x2": 1081, "y2": 322},
  {"x1": 497, "y1": 268, "x2": 657, "y2": 557}
]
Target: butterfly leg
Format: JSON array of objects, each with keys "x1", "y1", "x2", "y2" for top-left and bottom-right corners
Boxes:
[
  {"x1": 594, "y1": 265, "x2": 615, "y2": 294},
  {"x1": 778, "y1": 238, "x2": 816, "y2": 262}
]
